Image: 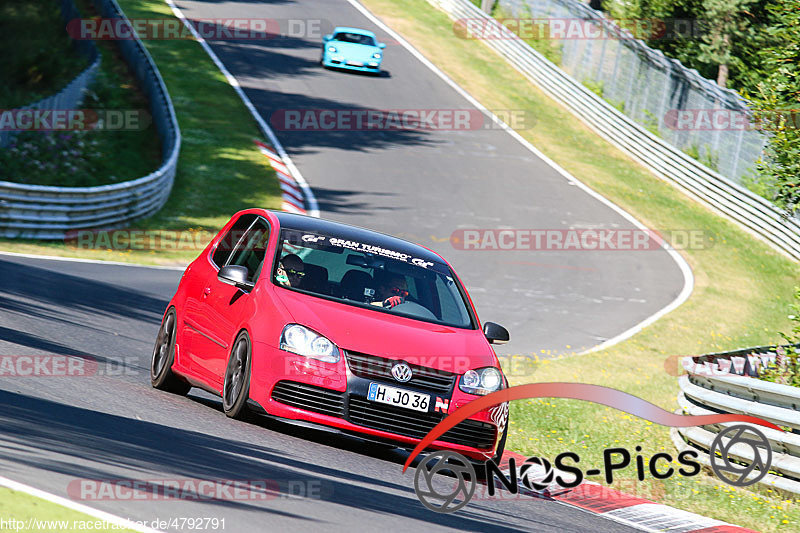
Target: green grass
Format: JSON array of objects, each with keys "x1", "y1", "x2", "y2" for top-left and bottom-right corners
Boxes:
[
  {"x1": 491, "y1": 4, "x2": 563, "y2": 65},
  {"x1": 358, "y1": 0, "x2": 800, "y2": 529},
  {"x1": 1, "y1": 0, "x2": 798, "y2": 526},
  {"x1": 0, "y1": 0, "x2": 281, "y2": 265},
  {"x1": 74, "y1": 0, "x2": 162, "y2": 185},
  {"x1": 0, "y1": 0, "x2": 161, "y2": 188},
  {"x1": 0, "y1": 2, "x2": 89, "y2": 107},
  {"x1": 0, "y1": 487, "x2": 137, "y2": 532}
]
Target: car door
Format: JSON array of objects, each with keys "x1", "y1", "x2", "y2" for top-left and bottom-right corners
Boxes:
[
  {"x1": 182, "y1": 214, "x2": 257, "y2": 386},
  {"x1": 199, "y1": 217, "x2": 271, "y2": 385}
]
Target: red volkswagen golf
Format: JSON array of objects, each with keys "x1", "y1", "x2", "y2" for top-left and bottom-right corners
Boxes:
[{"x1": 151, "y1": 209, "x2": 510, "y2": 460}]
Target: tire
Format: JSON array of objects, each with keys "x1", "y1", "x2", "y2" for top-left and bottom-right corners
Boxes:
[
  {"x1": 151, "y1": 307, "x2": 191, "y2": 395},
  {"x1": 492, "y1": 419, "x2": 509, "y2": 464},
  {"x1": 222, "y1": 331, "x2": 252, "y2": 419}
]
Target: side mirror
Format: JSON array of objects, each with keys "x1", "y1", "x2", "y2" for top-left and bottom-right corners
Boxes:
[
  {"x1": 483, "y1": 322, "x2": 509, "y2": 344},
  {"x1": 218, "y1": 265, "x2": 253, "y2": 290},
  {"x1": 323, "y1": 34, "x2": 333, "y2": 41},
  {"x1": 378, "y1": 42, "x2": 386, "y2": 49}
]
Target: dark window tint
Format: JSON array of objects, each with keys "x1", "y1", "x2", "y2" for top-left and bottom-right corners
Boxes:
[
  {"x1": 333, "y1": 32, "x2": 375, "y2": 46},
  {"x1": 227, "y1": 218, "x2": 270, "y2": 283},
  {"x1": 212, "y1": 214, "x2": 257, "y2": 267},
  {"x1": 272, "y1": 230, "x2": 473, "y2": 328}
]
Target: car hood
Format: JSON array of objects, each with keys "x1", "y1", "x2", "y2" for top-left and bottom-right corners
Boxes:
[
  {"x1": 329, "y1": 42, "x2": 381, "y2": 61},
  {"x1": 273, "y1": 288, "x2": 498, "y2": 372}
]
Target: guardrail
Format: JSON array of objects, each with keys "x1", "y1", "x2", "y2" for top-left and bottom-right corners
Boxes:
[
  {"x1": 428, "y1": 0, "x2": 800, "y2": 261},
  {"x1": 0, "y1": 0, "x2": 101, "y2": 148},
  {"x1": 0, "y1": 0, "x2": 181, "y2": 239},
  {"x1": 673, "y1": 345, "x2": 800, "y2": 494},
  {"x1": 499, "y1": 0, "x2": 765, "y2": 184}
]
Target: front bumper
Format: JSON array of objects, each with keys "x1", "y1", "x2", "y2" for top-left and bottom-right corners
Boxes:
[
  {"x1": 249, "y1": 344, "x2": 499, "y2": 460},
  {"x1": 323, "y1": 54, "x2": 381, "y2": 73}
]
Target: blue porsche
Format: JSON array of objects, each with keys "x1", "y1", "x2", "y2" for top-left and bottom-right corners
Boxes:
[{"x1": 321, "y1": 27, "x2": 386, "y2": 74}]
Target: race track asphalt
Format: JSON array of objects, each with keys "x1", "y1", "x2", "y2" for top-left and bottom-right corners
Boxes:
[
  {"x1": 0, "y1": 255, "x2": 640, "y2": 531},
  {"x1": 175, "y1": 0, "x2": 688, "y2": 356},
  {"x1": 0, "y1": 0, "x2": 689, "y2": 530}
]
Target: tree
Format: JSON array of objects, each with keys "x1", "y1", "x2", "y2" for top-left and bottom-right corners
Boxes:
[
  {"x1": 605, "y1": 0, "x2": 771, "y2": 90},
  {"x1": 589, "y1": 0, "x2": 605, "y2": 11},
  {"x1": 697, "y1": 0, "x2": 758, "y2": 87},
  {"x1": 748, "y1": 0, "x2": 800, "y2": 215},
  {"x1": 605, "y1": 0, "x2": 798, "y2": 212}
]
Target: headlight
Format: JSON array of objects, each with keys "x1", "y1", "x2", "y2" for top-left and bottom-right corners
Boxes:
[
  {"x1": 280, "y1": 324, "x2": 340, "y2": 363},
  {"x1": 459, "y1": 367, "x2": 503, "y2": 395},
  {"x1": 372, "y1": 52, "x2": 382, "y2": 59},
  {"x1": 327, "y1": 46, "x2": 337, "y2": 53}
]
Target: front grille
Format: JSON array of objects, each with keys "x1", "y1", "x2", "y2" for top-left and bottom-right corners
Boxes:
[
  {"x1": 271, "y1": 381, "x2": 345, "y2": 418},
  {"x1": 345, "y1": 351, "x2": 456, "y2": 393},
  {"x1": 271, "y1": 380, "x2": 495, "y2": 450},
  {"x1": 349, "y1": 398, "x2": 496, "y2": 449}
]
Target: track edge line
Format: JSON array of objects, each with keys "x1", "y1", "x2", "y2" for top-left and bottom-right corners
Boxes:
[{"x1": 0, "y1": 475, "x2": 164, "y2": 533}]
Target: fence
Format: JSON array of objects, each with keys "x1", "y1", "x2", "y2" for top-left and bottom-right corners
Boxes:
[
  {"x1": 673, "y1": 345, "x2": 800, "y2": 495},
  {"x1": 430, "y1": 0, "x2": 800, "y2": 261},
  {"x1": 0, "y1": 0, "x2": 181, "y2": 239},
  {"x1": 0, "y1": 0, "x2": 101, "y2": 148},
  {"x1": 497, "y1": 0, "x2": 766, "y2": 184}
]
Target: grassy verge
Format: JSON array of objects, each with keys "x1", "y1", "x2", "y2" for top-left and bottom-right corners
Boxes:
[
  {"x1": 0, "y1": 487, "x2": 137, "y2": 532},
  {"x1": 358, "y1": 0, "x2": 800, "y2": 529},
  {"x1": 1, "y1": 0, "x2": 162, "y2": 187},
  {"x1": 0, "y1": 0, "x2": 281, "y2": 265},
  {"x1": 0, "y1": 2, "x2": 89, "y2": 107},
  {"x1": 490, "y1": 3, "x2": 563, "y2": 65}
]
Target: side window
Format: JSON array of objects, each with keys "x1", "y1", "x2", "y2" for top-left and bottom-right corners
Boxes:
[
  {"x1": 226, "y1": 218, "x2": 270, "y2": 283},
  {"x1": 435, "y1": 275, "x2": 468, "y2": 325},
  {"x1": 212, "y1": 214, "x2": 257, "y2": 268}
]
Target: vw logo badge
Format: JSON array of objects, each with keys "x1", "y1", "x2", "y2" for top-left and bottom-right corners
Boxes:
[{"x1": 391, "y1": 362, "x2": 413, "y2": 383}]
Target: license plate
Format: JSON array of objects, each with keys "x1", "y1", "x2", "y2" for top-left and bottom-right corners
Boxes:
[
  {"x1": 367, "y1": 383, "x2": 430, "y2": 412},
  {"x1": 347, "y1": 61, "x2": 364, "y2": 67}
]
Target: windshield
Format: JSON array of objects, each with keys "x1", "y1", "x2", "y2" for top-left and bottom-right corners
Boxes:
[
  {"x1": 333, "y1": 32, "x2": 376, "y2": 46},
  {"x1": 272, "y1": 229, "x2": 474, "y2": 328}
]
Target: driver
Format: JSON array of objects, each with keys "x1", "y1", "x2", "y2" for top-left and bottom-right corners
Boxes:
[
  {"x1": 276, "y1": 254, "x2": 305, "y2": 287},
  {"x1": 372, "y1": 274, "x2": 409, "y2": 308}
]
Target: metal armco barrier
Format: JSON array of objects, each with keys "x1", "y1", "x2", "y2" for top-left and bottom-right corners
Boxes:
[
  {"x1": 673, "y1": 345, "x2": 800, "y2": 494},
  {"x1": 429, "y1": 0, "x2": 800, "y2": 261},
  {"x1": 499, "y1": 0, "x2": 766, "y2": 184},
  {"x1": 0, "y1": 0, "x2": 180, "y2": 239},
  {"x1": 0, "y1": 0, "x2": 101, "y2": 148}
]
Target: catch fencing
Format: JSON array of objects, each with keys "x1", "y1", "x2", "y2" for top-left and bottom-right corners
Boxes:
[
  {"x1": 430, "y1": 0, "x2": 800, "y2": 261},
  {"x1": 497, "y1": 0, "x2": 766, "y2": 183}
]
